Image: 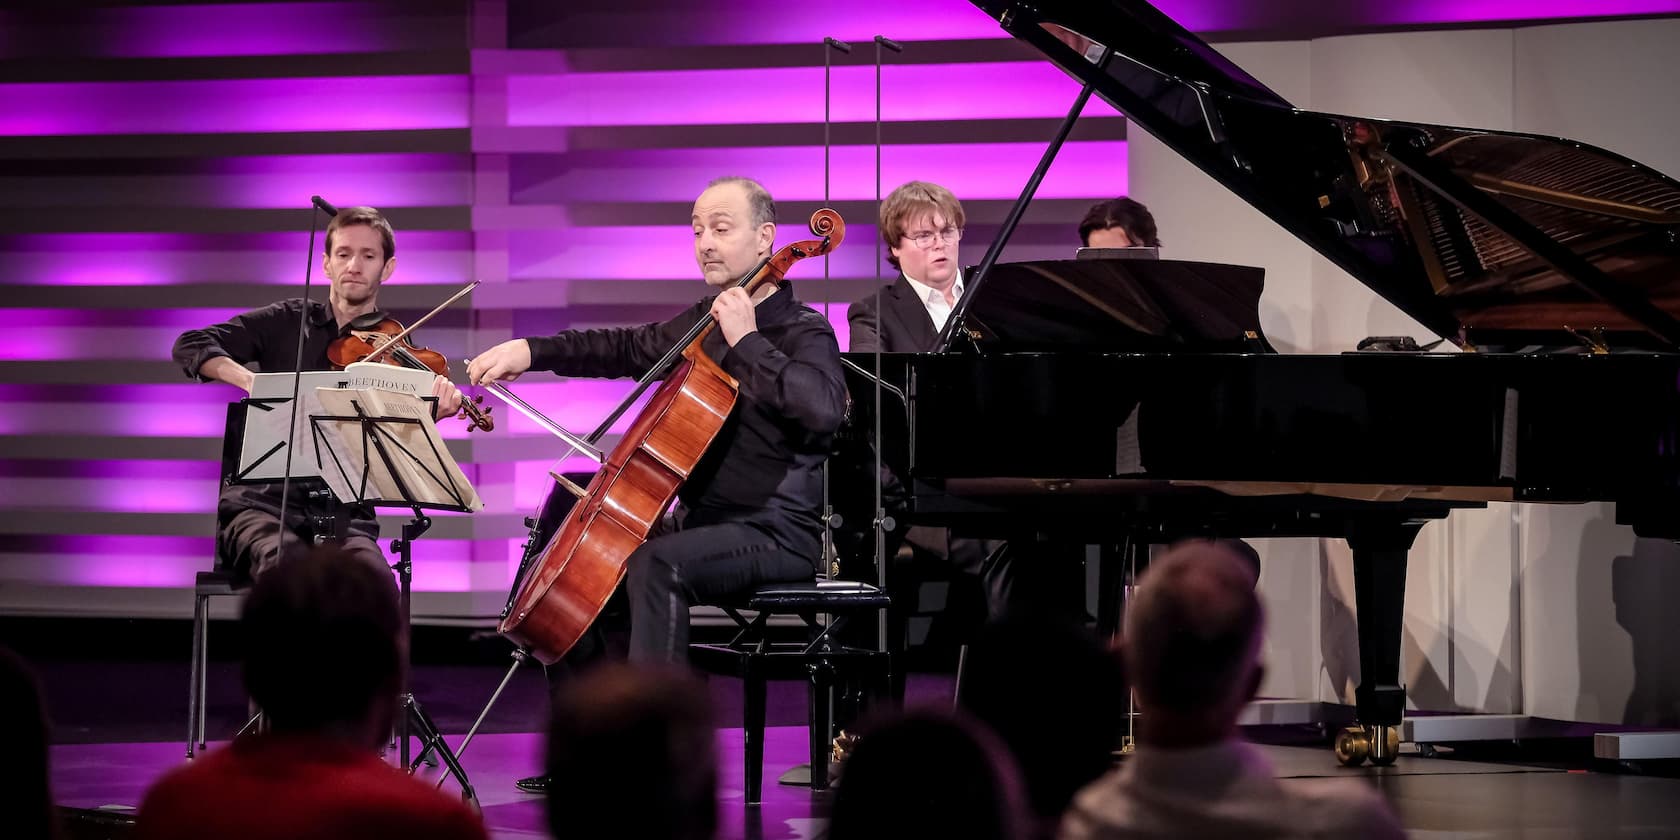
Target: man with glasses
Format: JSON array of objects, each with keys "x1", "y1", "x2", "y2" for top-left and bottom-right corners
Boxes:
[
  {"x1": 844, "y1": 182, "x2": 1081, "y2": 652},
  {"x1": 848, "y1": 180, "x2": 966, "y2": 353}
]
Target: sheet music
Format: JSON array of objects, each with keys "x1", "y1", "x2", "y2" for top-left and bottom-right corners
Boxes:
[
  {"x1": 311, "y1": 387, "x2": 484, "y2": 511},
  {"x1": 239, "y1": 364, "x2": 437, "y2": 482},
  {"x1": 335, "y1": 361, "x2": 438, "y2": 398}
]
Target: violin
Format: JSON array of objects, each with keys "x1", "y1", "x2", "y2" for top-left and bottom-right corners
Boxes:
[{"x1": 325, "y1": 282, "x2": 495, "y2": 433}]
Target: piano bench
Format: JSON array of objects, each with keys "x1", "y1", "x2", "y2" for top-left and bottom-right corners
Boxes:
[{"x1": 689, "y1": 580, "x2": 893, "y2": 807}]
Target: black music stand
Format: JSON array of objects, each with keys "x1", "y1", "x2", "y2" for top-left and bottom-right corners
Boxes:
[{"x1": 309, "y1": 394, "x2": 481, "y2": 807}]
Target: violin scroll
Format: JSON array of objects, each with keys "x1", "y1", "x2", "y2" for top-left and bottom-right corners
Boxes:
[{"x1": 458, "y1": 394, "x2": 495, "y2": 432}]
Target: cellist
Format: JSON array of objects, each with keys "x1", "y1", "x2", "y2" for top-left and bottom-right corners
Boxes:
[
  {"x1": 173, "y1": 206, "x2": 463, "y2": 580},
  {"x1": 468, "y1": 176, "x2": 847, "y2": 669}
]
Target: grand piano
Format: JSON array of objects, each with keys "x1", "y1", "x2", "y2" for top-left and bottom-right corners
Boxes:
[{"x1": 837, "y1": 0, "x2": 1680, "y2": 765}]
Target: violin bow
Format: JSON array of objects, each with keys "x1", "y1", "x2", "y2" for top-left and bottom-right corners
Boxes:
[{"x1": 360, "y1": 279, "x2": 482, "y2": 363}]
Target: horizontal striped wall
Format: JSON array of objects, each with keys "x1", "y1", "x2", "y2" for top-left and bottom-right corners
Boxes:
[
  {"x1": 4, "y1": 0, "x2": 1667, "y2": 620},
  {"x1": 1, "y1": 1, "x2": 485, "y2": 617},
  {"x1": 0, "y1": 0, "x2": 1126, "y2": 620}
]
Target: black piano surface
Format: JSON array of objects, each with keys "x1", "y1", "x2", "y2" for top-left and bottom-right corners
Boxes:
[
  {"x1": 842, "y1": 259, "x2": 1680, "y2": 537},
  {"x1": 834, "y1": 0, "x2": 1680, "y2": 742}
]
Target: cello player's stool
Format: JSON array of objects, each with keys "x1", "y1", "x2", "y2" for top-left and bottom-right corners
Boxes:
[{"x1": 689, "y1": 580, "x2": 892, "y2": 806}]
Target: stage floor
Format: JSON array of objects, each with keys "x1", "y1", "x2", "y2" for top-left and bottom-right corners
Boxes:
[
  {"x1": 55, "y1": 729, "x2": 824, "y2": 840},
  {"x1": 50, "y1": 727, "x2": 1680, "y2": 839}
]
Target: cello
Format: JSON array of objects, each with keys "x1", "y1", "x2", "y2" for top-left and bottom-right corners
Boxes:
[{"x1": 498, "y1": 208, "x2": 845, "y2": 664}]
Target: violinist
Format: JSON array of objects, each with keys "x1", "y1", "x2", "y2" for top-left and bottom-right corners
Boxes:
[
  {"x1": 469, "y1": 176, "x2": 847, "y2": 666},
  {"x1": 172, "y1": 206, "x2": 463, "y2": 580}
]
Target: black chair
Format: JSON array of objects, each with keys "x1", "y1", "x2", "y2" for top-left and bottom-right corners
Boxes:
[
  {"x1": 186, "y1": 568, "x2": 251, "y2": 758},
  {"x1": 689, "y1": 580, "x2": 892, "y2": 806},
  {"x1": 185, "y1": 403, "x2": 257, "y2": 758}
]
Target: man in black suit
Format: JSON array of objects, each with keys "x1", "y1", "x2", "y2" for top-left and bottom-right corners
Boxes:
[
  {"x1": 849, "y1": 180, "x2": 965, "y2": 354},
  {"x1": 845, "y1": 182, "x2": 1081, "y2": 637}
]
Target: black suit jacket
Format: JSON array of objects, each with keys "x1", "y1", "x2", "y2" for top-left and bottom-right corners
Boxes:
[{"x1": 847, "y1": 274, "x2": 941, "y2": 353}]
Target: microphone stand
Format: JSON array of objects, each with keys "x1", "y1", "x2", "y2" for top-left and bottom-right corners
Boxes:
[
  {"x1": 775, "y1": 34, "x2": 858, "y2": 792},
  {"x1": 273, "y1": 196, "x2": 339, "y2": 570},
  {"x1": 870, "y1": 33, "x2": 902, "y2": 663},
  {"x1": 819, "y1": 35, "x2": 851, "y2": 578}
]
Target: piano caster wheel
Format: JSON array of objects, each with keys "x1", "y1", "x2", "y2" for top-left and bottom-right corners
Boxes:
[
  {"x1": 1369, "y1": 725, "x2": 1401, "y2": 766},
  {"x1": 1334, "y1": 726, "x2": 1370, "y2": 766},
  {"x1": 1334, "y1": 725, "x2": 1401, "y2": 767}
]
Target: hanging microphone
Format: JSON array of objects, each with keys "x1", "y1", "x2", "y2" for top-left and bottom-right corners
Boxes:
[
  {"x1": 874, "y1": 35, "x2": 903, "y2": 52},
  {"x1": 311, "y1": 195, "x2": 339, "y2": 217},
  {"x1": 825, "y1": 37, "x2": 852, "y2": 53}
]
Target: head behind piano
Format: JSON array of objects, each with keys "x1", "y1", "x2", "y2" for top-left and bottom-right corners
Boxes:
[{"x1": 1079, "y1": 197, "x2": 1160, "y2": 249}]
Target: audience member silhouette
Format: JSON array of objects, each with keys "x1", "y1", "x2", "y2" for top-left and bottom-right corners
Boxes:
[
  {"x1": 1060, "y1": 539, "x2": 1404, "y2": 839},
  {"x1": 544, "y1": 663, "x2": 719, "y2": 840},
  {"x1": 0, "y1": 644, "x2": 59, "y2": 840},
  {"x1": 135, "y1": 547, "x2": 486, "y2": 840},
  {"x1": 959, "y1": 614, "x2": 1128, "y2": 837},
  {"x1": 828, "y1": 708, "x2": 1030, "y2": 840}
]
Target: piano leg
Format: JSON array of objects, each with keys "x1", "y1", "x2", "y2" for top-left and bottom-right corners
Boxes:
[
  {"x1": 1095, "y1": 537, "x2": 1146, "y2": 640},
  {"x1": 1336, "y1": 518, "x2": 1426, "y2": 767}
]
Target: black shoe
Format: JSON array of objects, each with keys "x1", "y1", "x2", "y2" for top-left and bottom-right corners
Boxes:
[{"x1": 515, "y1": 774, "x2": 550, "y2": 794}]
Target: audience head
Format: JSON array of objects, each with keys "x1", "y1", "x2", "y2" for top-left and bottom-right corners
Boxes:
[
  {"x1": 879, "y1": 180, "x2": 966, "y2": 289},
  {"x1": 1079, "y1": 197, "x2": 1160, "y2": 248},
  {"x1": 1124, "y1": 539, "x2": 1265, "y2": 746},
  {"x1": 0, "y1": 645, "x2": 58, "y2": 840},
  {"x1": 240, "y1": 546, "x2": 402, "y2": 745},
  {"x1": 545, "y1": 663, "x2": 717, "y2": 840},
  {"x1": 828, "y1": 707, "x2": 1028, "y2": 840},
  {"x1": 959, "y1": 613, "x2": 1128, "y2": 825}
]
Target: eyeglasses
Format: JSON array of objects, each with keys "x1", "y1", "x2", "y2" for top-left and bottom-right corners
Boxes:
[{"x1": 904, "y1": 227, "x2": 963, "y2": 249}]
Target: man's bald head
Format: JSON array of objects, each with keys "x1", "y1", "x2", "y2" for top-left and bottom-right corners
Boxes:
[{"x1": 1125, "y1": 540, "x2": 1263, "y2": 717}]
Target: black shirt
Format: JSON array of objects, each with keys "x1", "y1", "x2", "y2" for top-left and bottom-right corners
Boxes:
[
  {"x1": 526, "y1": 283, "x2": 846, "y2": 561},
  {"x1": 172, "y1": 298, "x2": 386, "y2": 530},
  {"x1": 173, "y1": 297, "x2": 359, "y2": 381}
]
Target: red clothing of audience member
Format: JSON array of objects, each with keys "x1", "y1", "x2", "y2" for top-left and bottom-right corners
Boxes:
[{"x1": 136, "y1": 733, "x2": 485, "y2": 840}]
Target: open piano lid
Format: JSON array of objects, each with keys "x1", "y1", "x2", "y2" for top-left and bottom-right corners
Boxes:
[{"x1": 968, "y1": 0, "x2": 1680, "y2": 351}]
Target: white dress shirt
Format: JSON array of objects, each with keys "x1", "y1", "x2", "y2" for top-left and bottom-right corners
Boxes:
[
  {"x1": 1059, "y1": 738, "x2": 1405, "y2": 840},
  {"x1": 903, "y1": 271, "x2": 964, "y2": 334}
]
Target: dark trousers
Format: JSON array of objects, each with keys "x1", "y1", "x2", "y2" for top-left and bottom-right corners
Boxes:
[
  {"x1": 901, "y1": 526, "x2": 1087, "y2": 625},
  {"x1": 218, "y1": 502, "x2": 387, "y2": 581},
  {"x1": 528, "y1": 478, "x2": 818, "y2": 676},
  {"x1": 626, "y1": 521, "x2": 816, "y2": 663}
]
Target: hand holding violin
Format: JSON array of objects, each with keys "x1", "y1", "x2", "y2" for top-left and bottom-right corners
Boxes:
[
  {"x1": 431, "y1": 375, "x2": 463, "y2": 418},
  {"x1": 326, "y1": 314, "x2": 494, "y2": 432}
]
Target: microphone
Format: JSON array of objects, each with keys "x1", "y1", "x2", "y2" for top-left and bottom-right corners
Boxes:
[
  {"x1": 311, "y1": 195, "x2": 339, "y2": 217},
  {"x1": 825, "y1": 36, "x2": 852, "y2": 53},
  {"x1": 874, "y1": 35, "x2": 903, "y2": 52}
]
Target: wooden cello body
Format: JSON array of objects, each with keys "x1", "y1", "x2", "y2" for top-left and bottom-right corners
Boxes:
[{"x1": 500, "y1": 209, "x2": 844, "y2": 664}]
